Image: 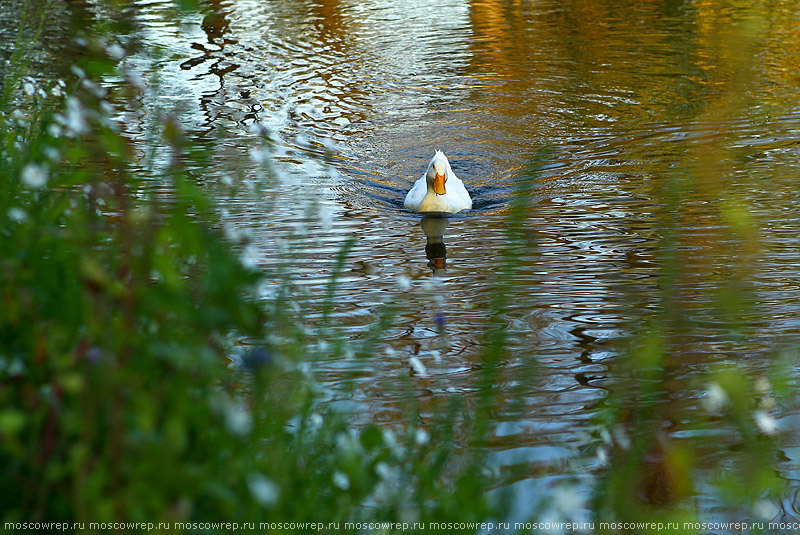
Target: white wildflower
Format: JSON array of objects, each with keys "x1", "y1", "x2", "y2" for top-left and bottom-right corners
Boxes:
[
  {"x1": 240, "y1": 243, "x2": 259, "y2": 268},
  {"x1": 332, "y1": 471, "x2": 350, "y2": 490},
  {"x1": 126, "y1": 69, "x2": 145, "y2": 90},
  {"x1": 753, "y1": 375, "x2": 771, "y2": 394},
  {"x1": 64, "y1": 96, "x2": 90, "y2": 136},
  {"x1": 382, "y1": 428, "x2": 403, "y2": 458},
  {"x1": 703, "y1": 381, "x2": 729, "y2": 412},
  {"x1": 375, "y1": 461, "x2": 396, "y2": 480},
  {"x1": 106, "y1": 42, "x2": 125, "y2": 60},
  {"x1": 396, "y1": 274, "x2": 411, "y2": 291},
  {"x1": 47, "y1": 123, "x2": 62, "y2": 138},
  {"x1": 309, "y1": 412, "x2": 323, "y2": 429},
  {"x1": 70, "y1": 65, "x2": 86, "y2": 79},
  {"x1": 414, "y1": 427, "x2": 429, "y2": 446},
  {"x1": 81, "y1": 78, "x2": 106, "y2": 98},
  {"x1": 8, "y1": 358, "x2": 25, "y2": 375},
  {"x1": 754, "y1": 410, "x2": 778, "y2": 435},
  {"x1": 43, "y1": 146, "x2": 60, "y2": 162},
  {"x1": 246, "y1": 473, "x2": 280, "y2": 506},
  {"x1": 224, "y1": 402, "x2": 252, "y2": 436},
  {"x1": 552, "y1": 484, "x2": 585, "y2": 515},
  {"x1": 596, "y1": 446, "x2": 609, "y2": 465},
  {"x1": 318, "y1": 203, "x2": 333, "y2": 230},
  {"x1": 335, "y1": 431, "x2": 359, "y2": 454},
  {"x1": 249, "y1": 146, "x2": 270, "y2": 165},
  {"x1": 8, "y1": 208, "x2": 27, "y2": 222},
  {"x1": 612, "y1": 425, "x2": 631, "y2": 450},
  {"x1": 23, "y1": 82, "x2": 35, "y2": 96},
  {"x1": 409, "y1": 356, "x2": 427, "y2": 377},
  {"x1": 20, "y1": 163, "x2": 48, "y2": 188}
]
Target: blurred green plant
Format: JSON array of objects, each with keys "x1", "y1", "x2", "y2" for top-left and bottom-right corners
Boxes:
[{"x1": 0, "y1": 2, "x2": 505, "y2": 530}]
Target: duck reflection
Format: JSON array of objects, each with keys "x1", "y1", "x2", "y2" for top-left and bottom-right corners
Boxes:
[{"x1": 420, "y1": 216, "x2": 449, "y2": 276}]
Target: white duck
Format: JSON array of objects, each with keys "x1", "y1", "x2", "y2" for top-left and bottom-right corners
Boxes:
[{"x1": 404, "y1": 151, "x2": 472, "y2": 214}]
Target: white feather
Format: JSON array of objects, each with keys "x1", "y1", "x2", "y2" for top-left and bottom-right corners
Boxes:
[{"x1": 404, "y1": 151, "x2": 472, "y2": 214}]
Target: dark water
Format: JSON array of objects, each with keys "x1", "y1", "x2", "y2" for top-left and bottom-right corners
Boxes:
[{"x1": 24, "y1": 0, "x2": 800, "y2": 525}]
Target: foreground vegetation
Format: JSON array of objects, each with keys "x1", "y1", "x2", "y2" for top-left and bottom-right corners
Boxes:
[{"x1": 1, "y1": 1, "x2": 797, "y2": 533}]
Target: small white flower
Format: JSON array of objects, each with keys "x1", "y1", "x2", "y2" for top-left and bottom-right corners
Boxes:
[
  {"x1": 309, "y1": 412, "x2": 323, "y2": 429},
  {"x1": 81, "y1": 79, "x2": 106, "y2": 98},
  {"x1": 332, "y1": 471, "x2": 350, "y2": 490},
  {"x1": 342, "y1": 346, "x2": 355, "y2": 360},
  {"x1": 126, "y1": 69, "x2": 145, "y2": 90},
  {"x1": 596, "y1": 446, "x2": 609, "y2": 465},
  {"x1": 21, "y1": 163, "x2": 48, "y2": 188},
  {"x1": 23, "y1": 82, "x2": 35, "y2": 96},
  {"x1": 414, "y1": 427, "x2": 429, "y2": 446},
  {"x1": 409, "y1": 356, "x2": 427, "y2": 377},
  {"x1": 224, "y1": 402, "x2": 252, "y2": 436},
  {"x1": 381, "y1": 428, "x2": 397, "y2": 448},
  {"x1": 612, "y1": 425, "x2": 631, "y2": 450},
  {"x1": 106, "y1": 42, "x2": 125, "y2": 60},
  {"x1": 754, "y1": 375, "x2": 771, "y2": 395},
  {"x1": 396, "y1": 274, "x2": 411, "y2": 291},
  {"x1": 249, "y1": 146, "x2": 270, "y2": 165},
  {"x1": 247, "y1": 473, "x2": 280, "y2": 506},
  {"x1": 47, "y1": 123, "x2": 62, "y2": 138},
  {"x1": 8, "y1": 208, "x2": 27, "y2": 222},
  {"x1": 755, "y1": 410, "x2": 778, "y2": 435},
  {"x1": 375, "y1": 461, "x2": 395, "y2": 480},
  {"x1": 318, "y1": 203, "x2": 333, "y2": 230},
  {"x1": 552, "y1": 485, "x2": 585, "y2": 515},
  {"x1": 335, "y1": 431, "x2": 359, "y2": 454},
  {"x1": 70, "y1": 65, "x2": 86, "y2": 79},
  {"x1": 240, "y1": 243, "x2": 259, "y2": 268},
  {"x1": 65, "y1": 96, "x2": 89, "y2": 136},
  {"x1": 43, "y1": 146, "x2": 60, "y2": 162},
  {"x1": 703, "y1": 382, "x2": 729, "y2": 412}
]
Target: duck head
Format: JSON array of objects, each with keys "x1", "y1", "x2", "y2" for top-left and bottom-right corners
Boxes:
[{"x1": 427, "y1": 151, "x2": 449, "y2": 195}]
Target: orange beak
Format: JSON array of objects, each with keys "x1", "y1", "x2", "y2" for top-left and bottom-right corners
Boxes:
[{"x1": 434, "y1": 172, "x2": 446, "y2": 195}]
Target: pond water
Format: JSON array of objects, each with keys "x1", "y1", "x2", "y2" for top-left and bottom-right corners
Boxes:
[{"x1": 31, "y1": 0, "x2": 800, "y2": 525}]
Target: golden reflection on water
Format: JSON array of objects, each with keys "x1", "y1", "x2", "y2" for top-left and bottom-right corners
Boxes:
[{"x1": 49, "y1": 0, "x2": 800, "y2": 518}]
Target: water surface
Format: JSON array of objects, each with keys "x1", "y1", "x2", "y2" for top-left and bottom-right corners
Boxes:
[{"x1": 44, "y1": 0, "x2": 800, "y2": 524}]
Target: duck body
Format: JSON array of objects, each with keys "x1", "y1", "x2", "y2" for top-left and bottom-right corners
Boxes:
[{"x1": 404, "y1": 151, "x2": 472, "y2": 214}]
